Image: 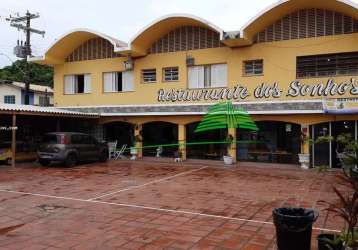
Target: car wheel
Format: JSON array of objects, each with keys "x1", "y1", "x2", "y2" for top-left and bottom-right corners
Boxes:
[
  {"x1": 39, "y1": 159, "x2": 50, "y2": 166},
  {"x1": 65, "y1": 153, "x2": 77, "y2": 167},
  {"x1": 99, "y1": 150, "x2": 108, "y2": 162}
]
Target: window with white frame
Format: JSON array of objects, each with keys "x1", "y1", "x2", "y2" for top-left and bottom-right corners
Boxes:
[
  {"x1": 64, "y1": 74, "x2": 91, "y2": 94},
  {"x1": 163, "y1": 67, "x2": 179, "y2": 82},
  {"x1": 39, "y1": 96, "x2": 50, "y2": 106},
  {"x1": 243, "y1": 60, "x2": 263, "y2": 76},
  {"x1": 103, "y1": 71, "x2": 134, "y2": 92},
  {"x1": 188, "y1": 64, "x2": 227, "y2": 89},
  {"x1": 4, "y1": 95, "x2": 15, "y2": 104},
  {"x1": 142, "y1": 69, "x2": 156, "y2": 83}
]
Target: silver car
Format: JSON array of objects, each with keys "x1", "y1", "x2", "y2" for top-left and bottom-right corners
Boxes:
[{"x1": 37, "y1": 132, "x2": 108, "y2": 167}]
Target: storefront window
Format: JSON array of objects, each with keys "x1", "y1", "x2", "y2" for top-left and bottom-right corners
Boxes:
[
  {"x1": 142, "y1": 122, "x2": 178, "y2": 157},
  {"x1": 186, "y1": 122, "x2": 227, "y2": 160},
  {"x1": 237, "y1": 121, "x2": 300, "y2": 164}
]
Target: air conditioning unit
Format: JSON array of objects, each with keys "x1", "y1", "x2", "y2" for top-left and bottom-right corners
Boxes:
[
  {"x1": 186, "y1": 56, "x2": 194, "y2": 66},
  {"x1": 123, "y1": 57, "x2": 134, "y2": 70}
]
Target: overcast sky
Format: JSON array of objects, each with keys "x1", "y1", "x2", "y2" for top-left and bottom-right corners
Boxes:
[{"x1": 0, "y1": 0, "x2": 357, "y2": 68}]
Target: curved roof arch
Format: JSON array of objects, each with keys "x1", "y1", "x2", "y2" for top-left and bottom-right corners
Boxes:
[
  {"x1": 121, "y1": 14, "x2": 224, "y2": 56},
  {"x1": 240, "y1": 0, "x2": 358, "y2": 41},
  {"x1": 31, "y1": 28, "x2": 127, "y2": 65}
]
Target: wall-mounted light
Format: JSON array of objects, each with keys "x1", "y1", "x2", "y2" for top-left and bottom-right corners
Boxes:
[
  {"x1": 186, "y1": 55, "x2": 194, "y2": 66},
  {"x1": 123, "y1": 56, "x2": 134, "y2": 70}
]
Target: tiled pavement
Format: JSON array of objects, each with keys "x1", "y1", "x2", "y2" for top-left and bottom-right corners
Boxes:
[{"x1": 0, "y1": 160, "x2": 347, "y2": 249}]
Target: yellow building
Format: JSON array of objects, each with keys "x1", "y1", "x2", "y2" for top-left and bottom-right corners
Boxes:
[{"x1": 32, "y1": 0, "x2": 358, "y2": 167}]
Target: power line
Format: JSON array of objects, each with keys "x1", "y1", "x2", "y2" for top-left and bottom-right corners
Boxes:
[
  {"x1": 0, "y1": 52, "x2": 26, "y2": 76},
  {"x1": 6, "y1": 10, "x2": 45, "y2": 105}
]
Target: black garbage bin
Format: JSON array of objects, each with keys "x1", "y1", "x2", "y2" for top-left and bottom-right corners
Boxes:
[{"x1": 273, "y1": 207, "x2": 319, "y2": 250}]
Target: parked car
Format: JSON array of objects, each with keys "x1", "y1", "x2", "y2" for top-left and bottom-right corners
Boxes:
[{"x1": 37, "y1": 132, "x2": 108, "y2": 167}]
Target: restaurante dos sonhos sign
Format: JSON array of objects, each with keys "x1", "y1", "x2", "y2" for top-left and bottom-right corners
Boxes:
[{"x1": 157, "y1": 78, "x2": 358, "y2": 102}]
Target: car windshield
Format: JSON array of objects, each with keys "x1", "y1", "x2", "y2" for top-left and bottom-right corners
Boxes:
[{"x1": 42, "y1": 134, "x2": 59, "y2": 144}]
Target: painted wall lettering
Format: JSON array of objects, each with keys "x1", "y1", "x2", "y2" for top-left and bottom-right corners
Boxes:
[{"x1": 157, "y1": 78, "x2": 357, "y2": 102}]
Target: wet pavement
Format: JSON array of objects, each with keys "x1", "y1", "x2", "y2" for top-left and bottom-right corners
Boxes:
[{"x1": 0, "y1": 160, "x2": 346, "y2": 249}]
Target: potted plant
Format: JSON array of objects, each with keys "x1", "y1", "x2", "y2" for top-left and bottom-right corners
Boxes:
[
  {"x1": 317, "y1": 233, "x2": 343, "y2": 250},
  {"x1": 318, "y1": 170, "x2": 358, "y2": 249},
  {"x1": 336, "y1": 133, "x2": 358, "y2": 181},
  {"x1": 223, "y1": 134, "x2": 234, "y2": 165}
]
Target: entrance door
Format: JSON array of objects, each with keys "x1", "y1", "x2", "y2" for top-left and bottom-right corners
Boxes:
[
  {"x1": 331, "y1": 121, "x2": 355, "y2": 168},
  {"x1": 312, "y1": 123, "x2": 330, "y2": 167}
]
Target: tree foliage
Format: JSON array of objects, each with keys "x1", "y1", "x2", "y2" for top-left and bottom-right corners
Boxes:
[{"x1": 0, "y1": 59, "x2": 53, "y2": 87}]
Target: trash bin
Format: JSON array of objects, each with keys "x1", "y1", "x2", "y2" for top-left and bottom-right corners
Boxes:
[{"x1": 273, "y1": 207, "x2": 319, "y2": 250}]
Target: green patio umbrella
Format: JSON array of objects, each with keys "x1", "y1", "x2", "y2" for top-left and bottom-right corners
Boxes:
[{"x1": 195, "y1": 101, "x2": 258, "y2": 133}]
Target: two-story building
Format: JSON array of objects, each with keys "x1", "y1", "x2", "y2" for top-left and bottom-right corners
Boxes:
[
  {"x1": 0, "y1": 80, "x2": 53, "y2": 106},
  {"x1": 31, "y1": 0, "x2": 358, "y2": 168}
]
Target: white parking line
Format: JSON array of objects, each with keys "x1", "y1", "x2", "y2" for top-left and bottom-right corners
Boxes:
[
  {"x1": 87, "y1": 166, "x2": 208, "y2": 201},
  {"x1": 0, "y1": 189, "x2": 340, "y2": 233}
]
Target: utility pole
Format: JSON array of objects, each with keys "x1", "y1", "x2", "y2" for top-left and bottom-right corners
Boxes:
[{"x1": 6, "y1": 11, "x2": 45, "y2": 105}]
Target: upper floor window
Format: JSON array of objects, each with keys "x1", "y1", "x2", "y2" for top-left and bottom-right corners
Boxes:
[
  {"x1": 4, "y1": 95, "x2": 15, "y2": 104},
  {"x1": 39, "y1": 96, "x2": 50, "y2": 106},
  {"x1": 142, "y1": 69, "x2": 156, "y2": 83},
  {"x1": 163, "y1": 67, "x2": 179, "y2": 82},
  {"x1": 103, "y1": 71, "x2": 134, "y2": 92},
  {"x1": 297, "y1": 52, "x2": 358, "y2": 78},
  {"x1": 64, "y1": 74, "x2": 91, "y2": 94},
  {"x1": 243, "y1": 60, "x2": 263, "y2": 76},
  {"x1": 188, "y1": 64, "x2": 227, "y2": 89}
]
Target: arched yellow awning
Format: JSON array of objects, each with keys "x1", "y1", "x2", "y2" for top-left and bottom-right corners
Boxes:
[
  {"x1": 117, "y1": 14, "x2": 224, "y2": 56},
  {"x1": 30, "y1": 28, "x2": 127, "y2": 65},
  {"x1": 240, "y1": 0, "x2": 358, "y2": 41}
]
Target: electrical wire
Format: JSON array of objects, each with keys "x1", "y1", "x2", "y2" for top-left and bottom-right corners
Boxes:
[{"x1": 0, "y1": 52, "x2": 26, "y2": 76}]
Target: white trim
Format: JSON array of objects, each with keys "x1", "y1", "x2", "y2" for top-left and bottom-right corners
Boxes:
[
  {"x1": 98, "y1": 110, "x2": 324, "y2": 117},
  {"x1": 0, "y1": 188, "x2": 340, "y2": 233},
  {"x1": 56, "y1": 99, "x2": 323, "y2": 109},
  {"x1": 118, "y1": 13, "x2": 224, "y2": 53},
  {"x1": 239, "y1": 0, "x2": 358, "y2": 38},
  {"x1": 0, "y1": 104, "x2": 98, "y2": 116},
  {"x1": 88, "y1": 166, "x2": 208, "y2": 201}
]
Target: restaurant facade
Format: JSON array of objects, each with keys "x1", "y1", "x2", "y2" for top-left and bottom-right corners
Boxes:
[{"x1": 31, "y1": 0, "x2": 358, "y2": 167}]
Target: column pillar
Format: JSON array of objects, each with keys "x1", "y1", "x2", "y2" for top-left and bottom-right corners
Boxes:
[
  {"x1": 134, "y1": 124, "x2": 143, "y2": 158},
  {"x1": 302, "y1": 125, "x2": 310, "y2": 154},
  {"x1": 228, "y1": 127, "x2": 237, "y2": 163},
  {"x1": 178, "y1": 124, "x2": 186, "y2": 160},
  {"x1": 11, "y1": 113, "x2": 16, "y2": 168}
]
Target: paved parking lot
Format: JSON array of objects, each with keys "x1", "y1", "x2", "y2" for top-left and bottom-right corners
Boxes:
[{"x1": 0, "y1": 160, "x2": 345, "y2": 249}]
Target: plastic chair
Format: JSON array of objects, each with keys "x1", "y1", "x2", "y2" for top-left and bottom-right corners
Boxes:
[
  {"x1": 115, "y1": 144, "x2": 127, "y2": 160},
  {"x1": 107, "y1": 141, "x2": 117, "y2": 159}
]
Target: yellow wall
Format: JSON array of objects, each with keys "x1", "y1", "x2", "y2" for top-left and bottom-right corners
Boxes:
[{"x1": 54, "y1": 33, "x2": 358, "y2": 107}]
